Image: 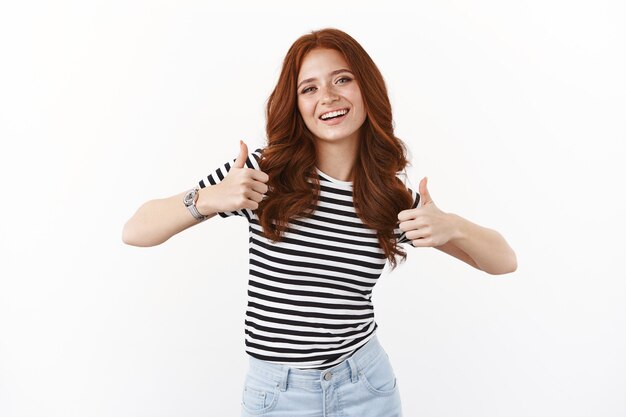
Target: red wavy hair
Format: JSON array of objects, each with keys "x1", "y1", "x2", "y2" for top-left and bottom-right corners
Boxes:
[{"x1": 256, "y1": 27, "x2": 415, "y2": 270}]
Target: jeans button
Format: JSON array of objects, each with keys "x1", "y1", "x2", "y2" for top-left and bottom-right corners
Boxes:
[{"x1": 323, "y1": 371, "x2": 332, "y2": 381}]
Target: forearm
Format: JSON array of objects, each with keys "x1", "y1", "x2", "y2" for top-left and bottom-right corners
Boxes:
[
  {"x1": 122, "y1": 189, "x2": 216, "y2": 247},
  {"x1": 447, "y1": 213, "x2": 517, "y2": 275}
]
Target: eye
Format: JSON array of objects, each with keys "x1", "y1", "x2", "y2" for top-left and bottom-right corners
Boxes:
[
  {"x1": 301, "y1": 86, "x2": 316, "y2": 94},
  {"x1": 337, "y1": 77, "x2": 352, "y2": 84}
]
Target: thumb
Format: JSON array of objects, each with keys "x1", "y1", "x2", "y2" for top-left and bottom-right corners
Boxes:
[
  {"x1": 233, "y1": 140, "x2": 248, "y2": 169},
  {"x1": 418, "y1": 176, "x2": 434, "y2": 206}
]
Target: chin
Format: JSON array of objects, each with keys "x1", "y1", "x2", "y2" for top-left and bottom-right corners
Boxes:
[{"x1": 315, "y1": 128, "x2": 360, "y2": 142}]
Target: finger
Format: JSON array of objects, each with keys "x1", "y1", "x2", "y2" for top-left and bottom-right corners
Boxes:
[
  {"x1": 406, "y1": 226, "x2": 429, "y2": 239},
  {"x1": 243, "y1": 199, "x2": 260, "y2": 210},
  {"x1": 233, "y1": 140, "x2": 249, "y2": 169},
  {"x1": 397, "y1": 218, "x2": 414, "y2": 232},
  {"x1": 238, "y1": 192, "x2": 263, "y2": 211},
  {"x1": 245, "y1": 188, "x2": 265, "y2": 203},
  {"x1": 250, "y1": 180, "x2": 269, "y2": 195},
  {"x1": 397, "y1": 209, "x2": 416, "y2": 222},
  {"x1": 419, "y1": 176, "x2": 433, "y2": 206},
  {"x1": 398, "y1": 219, "x2": 423, "y2": 235},
  {"x1": 411, "y1": 237, "x2": 433, "y2": 247},
  {"x1": 250, "y1": 169, "x2": 270, "y2": 183}
]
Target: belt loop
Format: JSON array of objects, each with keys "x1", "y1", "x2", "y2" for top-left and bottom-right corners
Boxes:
[
  {"x1": 347, "y1": 357, "x2": 359, "y2": 383},
  {"x1": 279, "y1": 365, "x2": 290, "y2": 392}
]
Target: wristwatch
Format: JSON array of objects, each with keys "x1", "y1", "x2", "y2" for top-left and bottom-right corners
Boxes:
[{"x1": 183, "y1": 187, "x2": 208, "y2": 221}]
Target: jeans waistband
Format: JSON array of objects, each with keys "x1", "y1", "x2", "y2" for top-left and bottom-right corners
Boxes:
[{"x1": 247, "y1": 333, "x2": 385, "y2": 392}]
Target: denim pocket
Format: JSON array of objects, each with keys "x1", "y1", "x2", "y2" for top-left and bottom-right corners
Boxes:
[
  {"x1": 241, "y1": 373, "x2": 279, "y2": 415},
  {"x1": 358, "y1": 352, "x2": 399, "y2": 396}
]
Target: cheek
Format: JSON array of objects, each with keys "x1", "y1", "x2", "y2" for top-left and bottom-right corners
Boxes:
[
  {"x1": 297, "y1": 98, "x2": 312, "y2": 116},
  {"x1": 353, "y1": 95, "x2": 366, "y2": 121},
  {"x1": 348, "y1": 90, "x2": 365, "y2": 112}
]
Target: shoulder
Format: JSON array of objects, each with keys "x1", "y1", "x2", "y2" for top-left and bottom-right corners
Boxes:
[
  {"x1": 396, "y1": 175, "x2": 421, "y2": 208},
  {"x1": 227, "y1": 146, "x2": 264, "y2": 170},
  {"x1": 407, "y1": 186, "x2": 420, "y2": 208},
  {"x1": 245, "y1": 147, "x2": 264, "y2": 168}
]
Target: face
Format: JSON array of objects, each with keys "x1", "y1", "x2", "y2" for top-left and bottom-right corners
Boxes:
[{"x1": 296, "y1": 48, "x2": 367, "y2": 146}]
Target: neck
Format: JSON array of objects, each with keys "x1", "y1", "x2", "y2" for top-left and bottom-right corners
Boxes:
[{"x1": 314, "y1": 135, "x2": 359, "y2": 182}]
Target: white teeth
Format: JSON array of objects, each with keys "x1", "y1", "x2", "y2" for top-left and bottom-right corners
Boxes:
[{"x1": 320, "y1": 109, "x2": 348, "y2": 120}]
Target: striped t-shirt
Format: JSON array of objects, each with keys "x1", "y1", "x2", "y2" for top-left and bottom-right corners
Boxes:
[{"x1": 198, "y1": 147, "x2": 420, "y2": 370}]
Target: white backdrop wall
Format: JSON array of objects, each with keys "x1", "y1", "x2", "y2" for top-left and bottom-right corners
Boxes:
[{"x1": 1, "y1": 1, "x2": 625, "y2": 416}]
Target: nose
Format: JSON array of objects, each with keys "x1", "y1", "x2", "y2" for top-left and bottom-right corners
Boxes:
[{"x1": 320, "y1": 85, "x2": 340, "y2": 104}]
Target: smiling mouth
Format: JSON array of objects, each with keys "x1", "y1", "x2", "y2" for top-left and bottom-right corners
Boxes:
[{"x1": 319, "y1": 108, "x2": 350, "y2": 120}]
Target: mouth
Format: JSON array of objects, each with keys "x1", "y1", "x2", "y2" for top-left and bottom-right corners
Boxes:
[{"x1": 319, "y1": 108, "x2": 350, "y2": 124}]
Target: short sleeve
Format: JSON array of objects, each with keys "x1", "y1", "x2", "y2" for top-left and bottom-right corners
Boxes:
[
  {"x1": 197, "y1": 147, "x2": 264, "y2": 220},
  {"x1": 396, "y1": 187, "x2": 421, "y2": 244}
]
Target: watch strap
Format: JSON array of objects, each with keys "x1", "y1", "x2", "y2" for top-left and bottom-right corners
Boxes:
[{"x1": 184, "y1": 188, "x2": 208, "y2": 221}]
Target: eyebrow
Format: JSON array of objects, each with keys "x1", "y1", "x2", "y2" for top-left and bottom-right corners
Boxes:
[{"x1": 297, "y1": 69, "x2": 354, "y2": 90}]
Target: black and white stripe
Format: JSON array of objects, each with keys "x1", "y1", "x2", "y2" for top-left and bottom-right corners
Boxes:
[{"x1": 199, "y1": 147, "x2": 420, "y2": 369}]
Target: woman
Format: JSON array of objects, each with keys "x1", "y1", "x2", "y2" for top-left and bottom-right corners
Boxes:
[{"x1": 123, "y1": 27, "x2": 517, "y2": 417}]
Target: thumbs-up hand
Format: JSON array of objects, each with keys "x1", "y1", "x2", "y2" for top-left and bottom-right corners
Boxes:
[
  {"x1": 196, "y1": 140, "x2": 269, "y2": 214},
  {"x1": 397, "y1": 177, "x2": 458, "y2": 247}
]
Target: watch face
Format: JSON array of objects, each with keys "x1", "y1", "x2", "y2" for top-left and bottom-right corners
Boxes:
[{"x1": 184, "y1": 190, "x2": 195, "y2": 206}]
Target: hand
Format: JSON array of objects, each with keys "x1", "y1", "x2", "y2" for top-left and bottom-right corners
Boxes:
[
  {"x1": 397, "y1": 177, "x2": 459, "y2": 247},
  {"x1": 197, "y1": 140, "x2": 269, "y2": 214}
]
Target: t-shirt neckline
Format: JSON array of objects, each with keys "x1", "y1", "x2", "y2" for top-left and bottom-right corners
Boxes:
[{"x1": 315, "y1": 167, "x2": 353, "y2": 187}]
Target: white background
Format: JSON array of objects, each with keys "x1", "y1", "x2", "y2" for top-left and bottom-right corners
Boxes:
[{"x1": 1, "y1": 1, "x2": 625, "y2": 416}]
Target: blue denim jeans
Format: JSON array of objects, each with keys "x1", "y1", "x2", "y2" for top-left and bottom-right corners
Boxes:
[{"x1": 240, "y1": 334, "x2": 403, "y2": 416}]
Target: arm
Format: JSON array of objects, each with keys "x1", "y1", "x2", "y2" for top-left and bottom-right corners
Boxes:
[
  {"x1": 398, "y1": 177, "x2": 517, "y2": 275},
  {"x1": 122, "y1": 187, "x2": 218, "y2": 247},
  {"x1": 122, "y1": 140, "x2": 269, "y2": 247},
  {"x1": 434, "y1": 213, "x2": 517, "y2": 275}
]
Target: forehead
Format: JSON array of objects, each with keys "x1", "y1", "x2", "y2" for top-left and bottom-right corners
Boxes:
[{"x1": 297, "y1": 48, "x2": 350, "y2": 80}]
